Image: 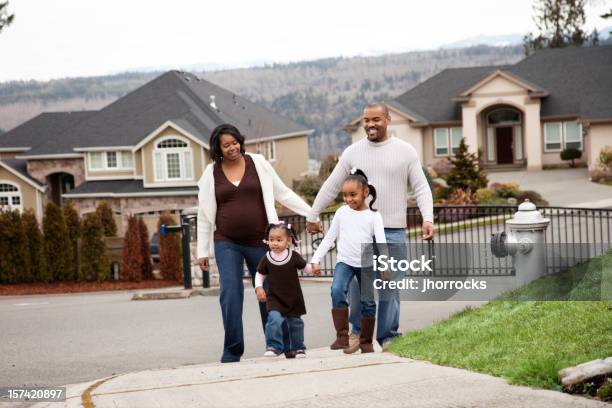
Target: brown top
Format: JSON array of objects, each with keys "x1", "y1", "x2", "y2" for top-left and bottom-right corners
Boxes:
[
  {"x1": 213, "y1": 155, "x2": 268, "y2": 245},
  {"x1": 257, "y1": 250, "x2": 307, "y2": 317}
]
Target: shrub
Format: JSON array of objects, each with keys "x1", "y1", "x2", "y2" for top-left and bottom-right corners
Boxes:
[
  {"x1": 81, "y1": 213, "x2": 110, "y2": 282},
  {"x1": 0, "y1": 210, "x2": 29, "y2": 283},
  {"x1": 43, "y1": 202, "x2": 73, "y2": 281},
  {"x1": 445, "y1": 138, "x2": 488, "y2": 192},
  {"x1": 121, "y1": 215, "x2": 143, "y2": 282},
  {"x1": 515, "y1": 190, "x2": 549, "y2": 206},
  {"x1": 474, "y1": 188, "x2": 496, "y2": 204},
  {"x1": 96, "y1": 201, "x2": 117, "y2": 237},
  {"x1": 21, "y1": 209, "x2": 48, "y2": 283},
  {"x1": 437, "y1": 189, "x2": 474, "y2": 222},
  {"x1": 296, "y1": 175, "x2": 322, "y2": 205},
  {"x1": 318, "y1": 155, "x2": 338, "y2": 179},
  {"x1": 598, "y1": 146, "x2": 612, "y2": 170},
  {"x1": 560, "y1": 148, "x2": 582, "y2": 168},
  {"x1": 490, "y1": 182, "x2": 520, "y2": 198},
  {"x1": 138, "y1": 217, "x2": 153, "y2": 280},
  {"x1": 589, "y1": 168, "x2": 612, "y2": 183},
  {"x1": 432, "y1": 159, "x2": 453, "y2": 177},
  {"x1": 63, "y1": 199, "x2": 81, "y2": 281},
  {"x1": 158, "y1": 212, "x2": 182, "y2": 282},
  {"x1": 433, "y1": 186, "x2": 453, "y2": 202}
]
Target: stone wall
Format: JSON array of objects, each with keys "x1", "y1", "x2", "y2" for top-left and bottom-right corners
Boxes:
[{"x1": 27, "y1": 158, "x2": 86, "y2": 186}]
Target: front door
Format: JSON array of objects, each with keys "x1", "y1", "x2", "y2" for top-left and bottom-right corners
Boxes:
[{"x1": 496, "y1": 127, "x2": 513, "y2": 164}]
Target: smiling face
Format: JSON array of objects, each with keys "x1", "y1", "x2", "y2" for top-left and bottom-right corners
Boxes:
[
  {"x1": 362, "y1": 105, "x2": 390, "y2": 143},
  {"x1": 342, "y1": 180, "x2": 369, "y2": 211},
  {"x1": 219, "y1": 133, "x2": 242, "y2": 161},
  {"x1": 267, "y1": 227, "x2": 291, "y2": 252}
]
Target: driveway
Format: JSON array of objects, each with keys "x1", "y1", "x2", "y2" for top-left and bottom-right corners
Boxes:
[{"x1": 487, "y1": 168, "x2": 612, "y2": 208}]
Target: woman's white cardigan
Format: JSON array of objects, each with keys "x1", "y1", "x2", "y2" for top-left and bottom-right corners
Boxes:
[{"x1": 197, "y1": 153, "x2": 311, "y2": 259}]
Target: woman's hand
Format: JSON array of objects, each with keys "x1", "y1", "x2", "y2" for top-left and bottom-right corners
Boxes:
[
  {"x1": 198, "y1": 257, "x2": 209, "y2": 272},
  {"x1": 255, "y1": 287, "x2": 266, "y2": 302}
]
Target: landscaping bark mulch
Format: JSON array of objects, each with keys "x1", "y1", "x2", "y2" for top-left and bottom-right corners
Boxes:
[{"x1": 0, "y1": 280, "x2": 181, "y2": 296}]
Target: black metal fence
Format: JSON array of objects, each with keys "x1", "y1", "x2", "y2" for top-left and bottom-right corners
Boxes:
[{"x1": 188, "y1": 205, "x2": 612, "y2": 278}]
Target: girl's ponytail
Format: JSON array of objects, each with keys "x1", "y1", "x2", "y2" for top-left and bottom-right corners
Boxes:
[{"x1": 367, "y1": 183, "x2": 377, "y2": 211}]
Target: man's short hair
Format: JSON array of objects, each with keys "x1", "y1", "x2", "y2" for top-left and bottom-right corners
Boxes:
[{"x1": 364, "y1": 102, "x2": 390, "y2": 118}]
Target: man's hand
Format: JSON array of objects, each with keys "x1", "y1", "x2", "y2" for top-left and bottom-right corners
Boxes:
[
  {"x1": 311, "y1": 263, "x2": 321, "y2": 277},
  {"x1": 422, "y1": 221, "x2": 434, "y2": 240},
  {"x1": 306, "y1": 221, "x2": 323, "y2": 234},
  {"x1": 198, "y1": 257, "x2": 209, "y2": 272},
  {"x1": 255, "y1": 287, "x2": 266, "y2": 302}
]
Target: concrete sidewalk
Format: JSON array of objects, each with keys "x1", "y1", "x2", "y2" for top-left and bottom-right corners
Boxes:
[{"x1": 29, "y1": 348, "x2": 606, "y2": 408}]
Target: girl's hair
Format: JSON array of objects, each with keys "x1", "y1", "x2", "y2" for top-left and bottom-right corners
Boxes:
[
  {"x1": 344, "y1": 168, "x2": 378, "y2": 211},
  {"x1": 263, "y1": 221, "x2": 300, "y2": 247},
  {"x1": 209, "y1": 123, "x2": 246, "y2": 163}
]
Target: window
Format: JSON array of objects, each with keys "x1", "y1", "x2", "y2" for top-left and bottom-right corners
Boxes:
[
  {"x1": 487, "y1": 108, "x2": 521, "y2": 125},
  {"x1": 544, "y1": 122, "x2": 582, "y2": 152},
  {"x1": 434, "y1": 127, "x2": 462, "y2": 156},
  {"x1": 88, "y1": 151, "x2": 134, "y2": 171},
  {"x1": 256, "y1": 141, "x2": 276, "y2": 161},
  {"x1": 0, "y1": 182, "x2": 22, "y2": 212},
  {"x1": 154, "y1": 137, "x2": 193, "y2": 181}
]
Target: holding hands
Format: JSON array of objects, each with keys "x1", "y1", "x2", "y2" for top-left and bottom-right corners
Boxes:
[
  {"x1": 310, "y1": 263, "x2": 321, "y2": 277},
  {"x1": 255, "y1": 286, "x2": 266, "y2": 302}
]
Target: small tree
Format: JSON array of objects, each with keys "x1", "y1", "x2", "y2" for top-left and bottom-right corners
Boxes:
[
  {"x1": 0, "y1": 210, "x2": 29, "y2": 283},
  {"x1": 138, "y1": 217, "x2": 153, "y2": 280},
  {"x1": 96, "y1": 201, "x2": 117, "y2": 237},
  {"x1": 560, "y1": 148, "x2": 582, "y2": 167},
  {"x1": 43, "y1": 202, "x2": 73, "y2": 281},
  {"x1": 81, "y1": 213, "x2": 110, "y2": 282},
  {"x1": 158, "y1": 212, "x2": 182, "y2": 282},
  {"x1": 445, "y1": 138, "x2": 488, "y2": 192},
  {"x1": 21, "y1": 209, "x2": 48, "y2": 283},
  {"x1": 63, "y1": 199, "x2": 81, "y2": 281},
  {"x1": 121, "y1": 215, "x2": 143, "y2": 282}
]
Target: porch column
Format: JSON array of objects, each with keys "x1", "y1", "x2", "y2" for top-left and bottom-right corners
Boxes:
[
  {"x1": 461, "y1": 104, "x2": 479, "y2": 154},
  {"x1": 524, "y1": 102, "x2": 542, "y2": 171}
]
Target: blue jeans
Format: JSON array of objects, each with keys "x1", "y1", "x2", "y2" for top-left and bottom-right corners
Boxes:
[
  {"x1": 348, "y1": 228, "x2": 406, "y2": 344},
  {"x1": 331, "y1": 262, "x2": 376, "y2": 318},
  {"x1": 265, "y1": 310, "x2": 305, "y2": 351},
  {"x1": 214, "y1": 240, "x2": 272, "y2": 362}
]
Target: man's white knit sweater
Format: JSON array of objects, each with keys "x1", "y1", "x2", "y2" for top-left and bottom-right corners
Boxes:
[{"x1": 307, "y1": 137, "x2": 434, "y2": 227}]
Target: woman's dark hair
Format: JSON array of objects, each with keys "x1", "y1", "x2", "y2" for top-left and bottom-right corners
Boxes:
[
  {"x1": 209, "y1": 124, "x2": 246, "y2": 163},
  {"x1": 263, "y1": 221, "x2": 300, "y2": 247},
  {"x1": 343, "y1": 168, "x2": 378, "y2": 211}
]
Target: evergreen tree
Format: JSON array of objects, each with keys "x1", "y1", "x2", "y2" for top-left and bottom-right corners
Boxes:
[
  {"x1": 63, "y1": 199, "x2": 81, "y2": 281},
  {"x1": 157, "y1": 213, "x2": 182, "y2": 282},
  {"x1": 81, "y1": 213, "x2": 110, "y2": 282},
  {"x1": 0, "y1": 210, "x2": 29, "y2": 283},
  {"x1": 96, "y1": 201, "x2": 117, "y2": 237},
  {"x1": 43, "y1": 202, "x2": 73, "y2": 281},
  {"x1": 138, "y1": 217, "x2": 153, "y2": 280},
  {"x1": 523, "y1": 0, "x2": 590, "y2": 54},
  {"x1": 0, "y1": 1, "x2": 14, "y2": 34},
  {"x1": 120, "y1": 215, "x2": 143, "y2": 282},
  {"x1": 21, "y1": 209, "x2": 48, "y2": 282},
  {"x1": 445, "y1": 138, "x2": 488, "y2": 193}
]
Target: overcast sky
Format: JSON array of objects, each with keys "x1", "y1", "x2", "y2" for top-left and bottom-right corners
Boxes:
[{"x1": 0, "y1": 0, "x2": 609, "y2": 82}]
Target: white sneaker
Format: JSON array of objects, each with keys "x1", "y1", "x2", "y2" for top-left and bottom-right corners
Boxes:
[
  {"x1": 295, "y1": 350, "x2": 307, "y2": 359},
  {"x1": 264, "y1": 348, "x2": 282, "y2": 357}
]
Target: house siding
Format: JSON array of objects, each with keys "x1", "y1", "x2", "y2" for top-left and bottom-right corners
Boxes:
[
  {"x1": 245, "y1": 135, "x2": 309, "y2": 186},
  {"x1": 141, "y1": 127, "x2": 203, "y2": 186},
  {"x1": 0, "y1": 168, "x2": 40, "y2": 216},
  {"x1": 588, "y1": 123, "x2": 612, "y2": 169}
]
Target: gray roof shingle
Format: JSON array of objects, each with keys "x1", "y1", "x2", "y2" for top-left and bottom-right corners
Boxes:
[
  {"x1": 0, "y1": 111, "x2": 95, "y2": 150},
  {"x1": 0, "y1": 158, "x2": 44, "y2": 188},
  {"x1": 21, "y1": 71, "x2": 312, "y2": 156},
  {"x1": 393, "y1": 45, "x2": 612, "y2": 122},
  {"x1": 64, "y1": 179, "x2": 198, "y2": 196}
]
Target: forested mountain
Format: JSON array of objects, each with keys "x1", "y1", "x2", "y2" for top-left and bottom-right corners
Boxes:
[{"x1": 0, "y1": 45, "x2": 524, "y2": 158}]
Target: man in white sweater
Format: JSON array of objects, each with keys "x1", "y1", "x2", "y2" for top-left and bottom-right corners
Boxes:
[{"x1": 306, "y1": 103, "x2": 434, "y2": 349}]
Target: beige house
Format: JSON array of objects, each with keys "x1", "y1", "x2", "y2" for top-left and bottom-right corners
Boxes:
[
  {"x1": 345, "y1": 46, "x2": 612, "y2": 172},
  {"x1": 0, "y1": 71, "x2": 312, "y2": 233}
]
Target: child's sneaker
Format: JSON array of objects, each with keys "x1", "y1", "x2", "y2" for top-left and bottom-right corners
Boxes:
[
  {"x1": 264, "y1": 348, "x2": 282, "y2": 357},
  {"x1": 295, "y1": 349, "x2": 306, "y2": 359}
]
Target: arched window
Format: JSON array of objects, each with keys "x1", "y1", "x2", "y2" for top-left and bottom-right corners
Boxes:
[
  {"x1": 153, "y1": 137, "x2": 193, "y2": 181},
  {"x1": 0, "y1": 182, "x2": 22, "y2": 212},
  {"x1": 487, "y1": 108, "x2": 521, "y2": 126}
]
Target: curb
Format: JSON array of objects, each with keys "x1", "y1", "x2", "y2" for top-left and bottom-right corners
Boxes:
[{"x1": 131, "y1": 287, "x2": 220, "y2": 300}]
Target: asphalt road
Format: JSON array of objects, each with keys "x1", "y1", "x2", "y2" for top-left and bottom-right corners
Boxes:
[{"x1": 0, "y1": 282, "x2": 484, "y2": 387}]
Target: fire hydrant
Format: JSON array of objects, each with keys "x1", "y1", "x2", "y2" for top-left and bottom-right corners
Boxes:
[{"x1": 491, "y1": 200, "x2": 550, "y2": 286}]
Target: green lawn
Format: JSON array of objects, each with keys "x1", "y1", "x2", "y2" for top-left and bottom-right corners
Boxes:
[{"x1": 390, "y1": 250, "x2": 612, "y2": 390}]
